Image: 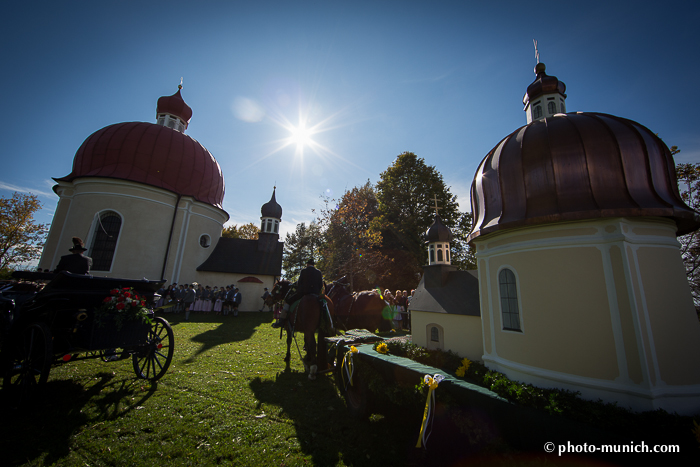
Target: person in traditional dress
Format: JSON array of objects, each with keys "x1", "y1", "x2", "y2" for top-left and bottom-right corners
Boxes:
[{"x1": 54, "y1": 237, "x2": 92, "y2": 275}]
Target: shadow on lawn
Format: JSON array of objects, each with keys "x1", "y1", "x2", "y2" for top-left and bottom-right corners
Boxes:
[
  {"x1": 249, "y1": 368, "x2": 418, "y2": 466},
  {"x1": 0, "y1": 372, "x2": 158, "y2": 465},
  {"x1": 166, "y1": 311, "x2": 273, "y2": 361}
]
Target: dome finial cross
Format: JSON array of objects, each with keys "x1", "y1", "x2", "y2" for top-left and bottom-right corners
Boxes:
[{"x1": 431, "y1": 194, "x2": 442, "y2": 217}]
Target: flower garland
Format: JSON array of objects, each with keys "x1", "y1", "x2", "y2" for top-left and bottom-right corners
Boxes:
[
  {"x1": 95, "y1": 287, "x2": 152, "y2": 330},
  {"x1": 416, "y1": 373, "x2": 445, "y2": 448}
]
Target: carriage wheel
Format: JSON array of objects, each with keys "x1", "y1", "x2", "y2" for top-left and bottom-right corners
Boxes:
[
  {"x1": 2, "y1": 323, "x2": 53, "y2": 390},
  {"x1": 132, "y1": 317, "x2": 174, "y2": 381}
]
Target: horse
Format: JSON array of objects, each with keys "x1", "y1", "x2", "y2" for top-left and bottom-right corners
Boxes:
[
  {"x1": 269, "y1": 280, "x2": 335, "y2": 379},
  {"x1": 325, "y1": 277, "x2": 392, "y2": 332}
]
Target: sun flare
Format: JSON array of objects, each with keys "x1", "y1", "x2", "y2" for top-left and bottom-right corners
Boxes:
[{"x1": 289, "y1": 124, "x2": 313, "y2": 149}]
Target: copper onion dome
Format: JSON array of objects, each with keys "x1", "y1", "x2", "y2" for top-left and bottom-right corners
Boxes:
[
  {"x1": 261, "y1": 188, "x2": 282, "y2": 219},
  {"x1": 55, "y1": 122, "x2": 225, "y2": 209},
  {"x1": 467, "y1": 112, "x2": 700, "y2": 243},
  {"x1": 425, "y1": 214, "x2": 453, "y2": 243}
]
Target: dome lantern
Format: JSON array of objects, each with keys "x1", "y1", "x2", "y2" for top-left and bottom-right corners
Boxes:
[
  {"x1": 523, "y1": 62, "x2": 567, "y2": 124},
  {"x1": 260, "y1": 187, "x2": 282, "y2": 235},
  {"x1": 425, "y1": 196, "x2": 453, "y2": 265},
  {"x1": 156, "y1": 84, "x2": 192, "y2": 133}
]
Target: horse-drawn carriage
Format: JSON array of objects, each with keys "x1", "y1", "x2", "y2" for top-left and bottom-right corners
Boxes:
[{"x1": 0, "y1": 271, "x2": 174, "y2": 391}]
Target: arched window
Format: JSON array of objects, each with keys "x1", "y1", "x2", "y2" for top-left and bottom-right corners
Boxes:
[
  {"x1": 534, "y1": 105, "x2": 543, "y2": 119},
  {"x1": 429, "y1": 245, "x2": 435, "y2": 264},
  {"x1": 498, "y1": 268, "x2": 521, "y2": 331},
  {"x1": 431, "y1": 326, "x2": 439, "y2": 342},
  {"x1": 437, "y1": 247, "x2": 443, "y2": 262},
  {"x1": 89, "y1": 211, "x2": 122, "y2": 271},
  {"x1": 548, "y1": 101, "x2": 556, "y2": 114}
]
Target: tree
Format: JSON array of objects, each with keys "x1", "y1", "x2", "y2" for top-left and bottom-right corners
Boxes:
[
  {"x1": 373, "y1": 152, "x2": 463, "y2": 290},
  {"x1": 282, "y1": 222, "x2": 323, "y2": 282},
  {"x1": 221, "y1": 222, "x2": 260, "y2": 240},
  {"x1": 450, "y1": 211, "x2": 477, "y2": 271},
  {"x1": 675, "y1": 155, "x2": 700, "y2": 310},
  {"x1": 316, "y1": 181, "x2": 391, "y2": 291},
  {"x1": 0, "y1": 192, "x2": 48, "y2": 270}
]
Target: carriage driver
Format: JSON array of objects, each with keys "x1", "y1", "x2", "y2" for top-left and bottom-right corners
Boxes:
[
  {"x1": 278, "y1": 258, "x2": 323, "y2": 327},
  {"x1": 54, "y1": 237, "x2": 92, "y2": 275}
]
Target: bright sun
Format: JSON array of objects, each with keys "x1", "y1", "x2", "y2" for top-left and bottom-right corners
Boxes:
[{"x1": 289, "y1": 124, "x2": 313, "y2": 149}]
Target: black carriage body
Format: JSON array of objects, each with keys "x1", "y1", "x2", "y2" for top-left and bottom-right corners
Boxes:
[{"x1": 5, "y1": 272, "x2": 165, "y2": 354}]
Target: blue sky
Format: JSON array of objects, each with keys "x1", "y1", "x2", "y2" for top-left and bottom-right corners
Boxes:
[{"x1": 2, "y1": 1, "x2": 699, "y2": 244}]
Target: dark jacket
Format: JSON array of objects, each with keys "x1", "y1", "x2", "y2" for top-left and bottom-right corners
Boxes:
[{"x1": 55, "y1": 253, "x2": 92, "y2": 275}]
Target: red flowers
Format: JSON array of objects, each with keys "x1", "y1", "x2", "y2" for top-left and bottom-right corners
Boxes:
[{"x1": 116, "y1": 302, "x2": 126, "y2": 310}]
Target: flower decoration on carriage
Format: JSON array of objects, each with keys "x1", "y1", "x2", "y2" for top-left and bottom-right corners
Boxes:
[
  {"x1": 95, "y1": 287, "x2": 152, "y2": 330},
  {"x1": 374, "y1": 342, "x2": 388, "y2": 354}
]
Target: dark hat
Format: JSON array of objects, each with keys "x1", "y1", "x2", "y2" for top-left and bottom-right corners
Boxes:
[
  {"x1": 69, "y1": 237, "x2": 88, "y2": 252},
  {"x1": 306, "y1": 258, "x2": 315, "y2": 266}
]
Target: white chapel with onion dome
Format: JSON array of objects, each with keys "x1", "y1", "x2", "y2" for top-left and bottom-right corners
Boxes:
[
  {"x1": 39, "y1": 86, "x2": 283, "y2": 310},
  {"x1": 411, "y1": 62, "x2": 700, "y2": 415}
]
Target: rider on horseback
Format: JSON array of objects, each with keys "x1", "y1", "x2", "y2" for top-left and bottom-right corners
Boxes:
[{"x1": 275, "y1": 258, "x2": 323, "y2": 328}]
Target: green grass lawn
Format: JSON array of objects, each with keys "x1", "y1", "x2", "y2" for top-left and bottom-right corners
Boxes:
[
  {"x1": 0, "y1": 312, "x2": 424, "y2": 466},
  {"x1": 2, "y1": 312, "x2": 695, "y2": 466}
]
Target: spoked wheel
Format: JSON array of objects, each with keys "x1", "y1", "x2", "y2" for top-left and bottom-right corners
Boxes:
[
  {"x1": 2, "y1": 322, "x2": 53, "y2": 390},
  {"x1": 132, "y1": 317, "x2": 174, "y2": 381}
]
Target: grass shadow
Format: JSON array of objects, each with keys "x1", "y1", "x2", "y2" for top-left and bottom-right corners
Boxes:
[
  {"x1": 0, "y1": 372, "x2": 158, "y2": 465},
  {"x1": 248, "y1": 369, "x2": 418, "y2": 466}
]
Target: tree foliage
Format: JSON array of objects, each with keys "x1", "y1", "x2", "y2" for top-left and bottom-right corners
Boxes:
[
  {"x1": 0, "y1": 192, "x2": 48, "y2": 270},
  {"x1": 316, "y1": 182, "x2": 391, "y2": 291},
  {"x1": 222, "y1": 222, "x2": 260, "y2": 240},
  {"x1": 675, "y1": 154, "x2": 700, "y2": 309},
  {"x1": 281, "y1": 222, "x2": 323, "y2": 282}
]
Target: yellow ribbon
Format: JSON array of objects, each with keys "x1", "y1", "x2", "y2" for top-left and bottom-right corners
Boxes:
[
  {"x1": 416, "y1": 373, "x2": 445, "y2": 448},
  {"x1": 341, "y1": 346, "x2": 359, "y2": 391}
]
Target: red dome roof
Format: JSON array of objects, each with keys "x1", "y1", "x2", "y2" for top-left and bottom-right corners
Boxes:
[
  {"x1": 468, "y1": 112, "x2": 700, "y2": 242},
  {"x1": 56, "y1": 122, "x2": 225, "y2": 209},
  {"x1": 157, "y1": 89, "x2": 193, "y2": 124}
]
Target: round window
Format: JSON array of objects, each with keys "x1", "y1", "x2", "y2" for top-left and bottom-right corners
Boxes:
[{"x1": 199, "y1": 234, "x2": 211, "y2": 248}]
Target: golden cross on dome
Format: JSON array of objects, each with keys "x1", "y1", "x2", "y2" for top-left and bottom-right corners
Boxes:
[
  {"x1": 431, "y1": 195, "x2": 442, "y2": 217},
  {"x1": 179, "y1": 77, "x2": 183, "y2": 90}
]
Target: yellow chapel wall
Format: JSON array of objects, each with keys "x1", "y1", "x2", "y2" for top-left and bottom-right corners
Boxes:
[{"x1": 411, "y1": 311, "x2": 483, "y2": 362}]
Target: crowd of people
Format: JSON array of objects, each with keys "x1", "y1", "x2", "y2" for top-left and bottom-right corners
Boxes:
[
  {"x1": 156, "y1": 283, "x2": 243, "y2": 321},
  {"x1": 382, "y1": 289, "x2": 415, "y2": 331}
]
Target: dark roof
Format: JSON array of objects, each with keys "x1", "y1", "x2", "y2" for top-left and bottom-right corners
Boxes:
[
  {"x1": 409, "y1": 267, "x2": 480, "y2": 317},
  {"x1": 468, "y1": 112, "x2": 700, "y2": 243},
  {"x1": 196, "y1": 237, "x2": 283, "y2": 276}
]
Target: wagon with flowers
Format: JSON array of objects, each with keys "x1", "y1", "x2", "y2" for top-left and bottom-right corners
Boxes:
[{"x1": 0, "y1": 271, "x2": 174, "y2": 391}]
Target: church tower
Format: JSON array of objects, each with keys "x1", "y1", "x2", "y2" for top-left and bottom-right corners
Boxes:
[{"x1": 258, "y1": 187, "x2": 282, "y2": 253}]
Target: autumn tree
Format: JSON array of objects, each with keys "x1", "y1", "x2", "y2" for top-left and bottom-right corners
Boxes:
[
  {"x1": 0, "y1": 192, "x2": 49, "y2": 271},
  {"x1": 221, "y1": 222, "x2": 260, "y2": 240},
  {"x1": 317, "y1": 181, "x2": 391, "y2": 291},
  {"x1": 373, "y1": 152, "x2": 464, "y2": 290},
  {"x1": 282, "y1": 222, "x2": 323, "y2": 282}
]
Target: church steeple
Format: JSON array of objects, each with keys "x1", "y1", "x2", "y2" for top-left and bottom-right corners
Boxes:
[
  {"x1": 260, "y1": 187, "x2": 282, "y2": 235},
  {"x1": 522, "y1": 62, "x2": 567, "y2": 123},
  {"x1": 424, "y1": 195, "x2": 453, "y2": 266}
]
